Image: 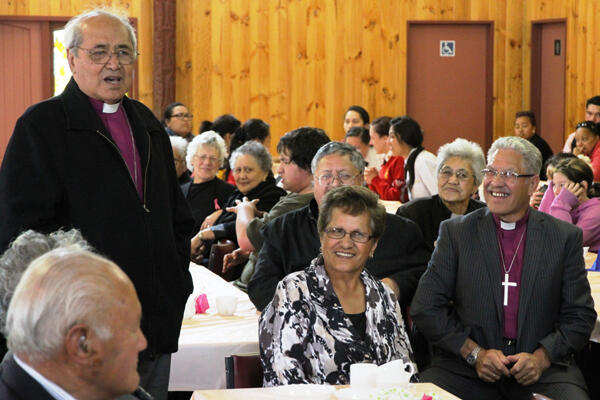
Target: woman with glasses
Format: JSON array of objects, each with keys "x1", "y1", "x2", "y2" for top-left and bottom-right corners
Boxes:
[
  {"x1": 163, "y1": 102, "x2": 194, "y2": 142},
  {"x1": 389, "y1": 116, "x2": 438, "y2": 201},
  {"x1": 259, "y1": 185, "x2": 416, "y2": 386},
  {"x1": 397, "y1": 138, "x2": 486, "y2": 251},
  {"x1": 540, "y1": 157, "x2": 600, "y2": 251},
  {"x1": 181, "y1": 131, "x2": 235, "y2": 233},
  {"x1": 574, "y1": 121, "x2": 600, "y2": 181},
  {"x1": 191, "y1": 141, "x2": 286, "y2": 268}
]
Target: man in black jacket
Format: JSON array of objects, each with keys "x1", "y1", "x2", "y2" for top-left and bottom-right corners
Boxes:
[
  {"x1": 248, "y1": 142, "x2": 430, "y2": 311},
  {"x1": 0, "y1": 9, "x2": 193, "y2": 400}
]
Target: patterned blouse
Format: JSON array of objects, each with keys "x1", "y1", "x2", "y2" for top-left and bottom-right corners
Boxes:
[{"x1": 259, "y1": 255, "x2": 416, "y2": 386}]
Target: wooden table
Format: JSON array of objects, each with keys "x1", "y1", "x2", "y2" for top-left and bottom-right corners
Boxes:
[
  {"x1": 168, "y1": 264, "x2": 260, "y2": 391},
  {"x1": 191, "y1": 383, "x2": 461, "y2": 399}
]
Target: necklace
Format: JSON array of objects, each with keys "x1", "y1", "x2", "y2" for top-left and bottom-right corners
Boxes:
[{"x1": 497, "y1": 229, "x2": 526, "y2": 307}]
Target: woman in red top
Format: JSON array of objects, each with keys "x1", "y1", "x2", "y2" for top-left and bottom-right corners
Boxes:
[
  {"x1": 574, "y1": 121, "x2": 600, "y2": 181},
  {"x1": 365, "y1": 117, "x2": 407, "y2": 201}
]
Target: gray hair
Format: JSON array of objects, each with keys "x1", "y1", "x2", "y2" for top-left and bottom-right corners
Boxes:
[
  {"x1": 487, "y1": 136, "x2": 542, "y2": 175},
  {"x1": 0, "y1": 230, "x2": 91, "y2": 334},
  {"x1": 318, "y1": 185, "x2": 386, "y2": 241},
  {"x1": 437, "y1": 138, "x2": 486, "y2": 186},
  {"x1": 6, "y1": 248, "x2": 132, "y2": 362},
  {"x1": 186, "y1": 130, "x2": 228, "y2": 171},
  {"x1": 64, "y1": 7, "x2": 137, "y2": 56},
  {"x1": 311, "y1": 141, "x2": 365, "y2": 175},
  {"x1": 169, "y1": 136, "x2": 188, "y2": 159},
  {"x1": 229, "y1": 141, "x2": 272, "y2": 174}
]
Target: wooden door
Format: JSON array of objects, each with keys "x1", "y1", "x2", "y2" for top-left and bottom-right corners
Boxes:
[
  {"x1": 407, "y1": 22, "x2": 493, "y2": 154},
  {"x1": 0, "y1": 20, "x2": 52, "y2": 162}
]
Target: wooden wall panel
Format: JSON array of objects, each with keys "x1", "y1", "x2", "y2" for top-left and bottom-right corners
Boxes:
[{"x1": 0, "y1": 0, "x2": 154, "y2": 111}]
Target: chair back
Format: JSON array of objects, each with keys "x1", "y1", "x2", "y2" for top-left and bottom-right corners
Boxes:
[{"x1": 225, "y1": 352, "x2": 263, "y2": 388}]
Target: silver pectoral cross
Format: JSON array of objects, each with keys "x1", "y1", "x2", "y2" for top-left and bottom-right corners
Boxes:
[{"x1": 502, "y1": 273, "x2": 517, "y2": 306}]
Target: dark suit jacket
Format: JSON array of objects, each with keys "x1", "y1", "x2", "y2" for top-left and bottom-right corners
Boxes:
[
  {"x1": 0, "y1": 355, "x2": 54, "y2": 399},
  {"x1": 411, "y1": 208, "x2": 596, "y2": 385}
]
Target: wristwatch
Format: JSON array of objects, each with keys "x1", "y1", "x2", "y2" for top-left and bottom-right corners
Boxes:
[
  {"x1": 196, "y1": 231, "x2": 204, "y2": 240},
  {"x1": 466, "y1": 346, "x2": 482, "y2": 366}
]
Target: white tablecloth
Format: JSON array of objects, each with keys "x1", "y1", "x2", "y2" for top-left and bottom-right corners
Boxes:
[{"x1": 168, "y1": 264, "x2": 260, "y2": 391}]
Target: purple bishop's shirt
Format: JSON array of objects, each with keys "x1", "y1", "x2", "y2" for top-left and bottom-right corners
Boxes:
[
  {"x1": 493, "y1": 211, "x2": 529, "y2": 339},
  {"x1": 89, "y1": 97, "x2": 143, "y2": 199}
]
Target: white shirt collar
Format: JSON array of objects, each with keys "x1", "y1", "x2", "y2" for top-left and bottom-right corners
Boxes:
[
  {"x1": 13, "y1": 355, "x2": 78, "y2": 400},
  {"x1": 102, "y1": 102, "x2": 120, "y2": 114},
  {"x1": 500, "y1": 220, "x2": 516, "y2": 230}
]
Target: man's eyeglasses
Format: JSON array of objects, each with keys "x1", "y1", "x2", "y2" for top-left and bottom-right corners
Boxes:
[
  {"x1": 316, "y1": 172, "x2": 360, "y2": 186},
  {"x1": 481, "y1": 168, "x2": 534, "y2": 182},
  {"x1": 76, "y1": 46, "x2": 138, "y2": 65},
  {"x1": 172, "y1": 113, "x2": 193, "y2": 120},
  {"x1": 324, "y1": 227, "x2": 373, "y2": 243},
  {"x1": 438, "y1": 167, "x2": 472, "y2": 182}
]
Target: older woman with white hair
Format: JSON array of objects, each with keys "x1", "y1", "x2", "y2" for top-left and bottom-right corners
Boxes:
[
  {"x1": 182, "y1": 131, "x2": 235, "y2": 233},
  {"x1": 396, "y1": 138, "x2": 487, "y2": 251}
]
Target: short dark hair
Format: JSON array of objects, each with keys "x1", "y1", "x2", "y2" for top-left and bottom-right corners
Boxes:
[
  {"x1": 163, "y1": 102, "x2": 185, "y2": 122},
  {"x1": 345, "y1": 126, "x2": 370, "y2": 145},
  {"x1": 318, "y1": 185, "x2": 386, "y2": 241},
  {"x1": 230, "y1": 118, "x2": 270, "y2": 154},
  {"x1": 345, "y1": 105, "x2": 370, "y2": 125},
  {"x1": 277, "y1": 127, "x2": 330, "y2": 172},
  {"x1": 370, "y1": 116, "x2": 392, "y2": 137},
  {"x1": 586, "y1": 96, "x2": 600, "y2": 108},
  {"x1": 210, "y1": 114, "x2": 241, "y2": 138},
  {"x1": 515, "y1": 110, "x2": 536, "y2": 127},
  {"x1": 576, "y1": 121, "x2": 600, "y2": 137}
]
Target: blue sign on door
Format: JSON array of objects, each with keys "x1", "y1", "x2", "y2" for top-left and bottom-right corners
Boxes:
[{"x1": 440, "y1": 40, "x2": 455, "y2": 57}]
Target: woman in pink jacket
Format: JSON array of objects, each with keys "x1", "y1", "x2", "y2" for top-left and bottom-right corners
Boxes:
[{"x1": 542, "y1": 157, "x2": 600, "y2": 251}]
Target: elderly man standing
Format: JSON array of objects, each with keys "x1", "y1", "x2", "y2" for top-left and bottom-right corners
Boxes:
[
  {"x1": 411, "y1": 136, "x2": 596, "y2": 399},
  {"x1": 0, "y1": 9, "x2": 193, "y2": 399},
  {"x1": 1, "y1": 248, "x2": 147, "y2": 399},
  {"x1": 248, "y1": 141, "x2": 430, "y2": 311}
]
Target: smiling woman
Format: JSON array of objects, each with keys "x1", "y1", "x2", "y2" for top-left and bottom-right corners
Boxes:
[{"x1": 259, "y1": 185, "x2": 416, "y2": 386}]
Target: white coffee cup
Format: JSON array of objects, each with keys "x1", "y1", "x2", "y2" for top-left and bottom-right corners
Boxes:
[
  {"x1": 215, "y1": 296, "x2": 238, "y2": 316},
  {"x1": 350, "y1": 363, "x2": 377, "y2": 388},
  {"x1": 375, "y1": 359, "x2": 415, "y2": 387}
]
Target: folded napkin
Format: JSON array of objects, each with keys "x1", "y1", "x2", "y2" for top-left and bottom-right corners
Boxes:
[{"x1": 195, "y1": 293, "x2": 210, "y2": 314}]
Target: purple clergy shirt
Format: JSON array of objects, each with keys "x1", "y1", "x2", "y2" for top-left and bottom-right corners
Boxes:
[
  {"x1": 493, "y1": 211, "x2": 529, "y2": 339},
  {"x1": 89, "y1": 97, "x2": 143, "y2": 199}
]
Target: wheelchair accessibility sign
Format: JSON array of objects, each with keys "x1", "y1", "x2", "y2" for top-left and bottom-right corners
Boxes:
[{"x1": 440, "y1": 40, "x2": 455, "y2": 57}]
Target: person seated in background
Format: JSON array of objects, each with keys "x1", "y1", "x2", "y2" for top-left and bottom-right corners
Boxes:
[
  {"x1": 169, "y1": 136, "x2": 191, "y2": 184},
  {"x1": 225, "y1": 119, "x2": 272, "y2": 185},
  {"x1": 223, "y1": 127, "x2": 330, "y2": 291},
  {"x1": 191, "y1": 141, "x2": 286, "y2": 263},
  {"x1": 0, "y1": 229, "x2": 91, "y2": 361},
  {"x1": 260, "y1": 186, "x2": 416, "y2": 386},
  {"x1": 541, "y1": 157, "x2": 600, "y2": 252},
  {"x1": 365, "y1": 116, "x2": 406, "y2": 200},
  {"x1": 388, "y1": 116, "x2": 437, "y2": 201},
  {"x1": 163, "y1": 102, "x2": 194, "y2": 142},
  {"x1": 563, "y1": 95, "x2": 600, "y2": 153},
  {"x1": 345, "y1": 126, "x2": 383, "y2": 170},
  {"x1": 248, "y1": 142, "x2": 430, "y2": 311},
  {"x1": 343, "y1": 105, "x2": 370, "y2": 133},
  {"x1": 396, "y1": 138, "x2": 486, "y2": 251},
  {"x1": 181, "y1": 131, "x2": 235, "y2": 233},
  {"x1": 411, "y1": 136, "x2": 596, "y2": 400},
  {"x1": 203, "y1": 114, "x2": 241, "y2": 181},
  {"x1": 1, "y1": 247, "x2": 147, "y2": 399},
  {"x1": 514, "y1": 111, "x2": 553, "y2": 180},
  {"x1": 574, "y1": 121, "x2": 600, "y2": 181},
  {"x1": 530, "y1": 152, "x2": 578, "y2": 209}
]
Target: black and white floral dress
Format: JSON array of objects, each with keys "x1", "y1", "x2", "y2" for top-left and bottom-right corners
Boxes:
[{"x1": 259, "y1": 255, "x2": 416, "y2": 386}]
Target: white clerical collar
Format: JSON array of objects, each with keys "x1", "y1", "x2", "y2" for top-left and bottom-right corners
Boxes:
[
  {"x1": 13, "y1": 355, "x2": 78, "y2": 400},
  {"x1": 500, "y1": 220, "x2": 516, "y2": 230},
  {"x1": 102, "y1": 102, "x2": 120, "y2": 113}
]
